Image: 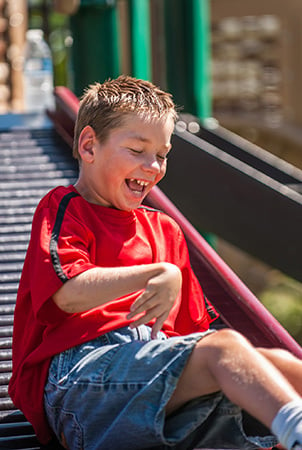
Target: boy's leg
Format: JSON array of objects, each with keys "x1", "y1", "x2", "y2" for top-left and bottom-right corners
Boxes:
[
  {"x1": 166, "y1": 329, "x2": 301, "y2": 438},
  {"x1": 258, "y1": 348, "x2": 302, "y2": 396}
]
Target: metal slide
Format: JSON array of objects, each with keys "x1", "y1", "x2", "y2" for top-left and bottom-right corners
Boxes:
[{"x1": 0, "y1": 113, "x2": 77, "y2": 448}]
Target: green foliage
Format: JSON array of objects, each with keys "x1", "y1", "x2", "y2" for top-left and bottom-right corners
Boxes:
[{"x1": 259, "y1": 274, "x2": 302, "y2": 345}]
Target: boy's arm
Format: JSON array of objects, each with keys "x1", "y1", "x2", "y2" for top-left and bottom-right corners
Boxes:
[{"x1": 53, "y1": 262, "x2": 182, "y2": 337}]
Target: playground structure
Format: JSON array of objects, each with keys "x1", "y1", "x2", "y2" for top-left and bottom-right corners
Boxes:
[
  {"x1": 0, "y1": 83, "x2": 300, "y2": 450},
  {"x1": 0, "y1": 0, "x2": 301, "y2": 447}
]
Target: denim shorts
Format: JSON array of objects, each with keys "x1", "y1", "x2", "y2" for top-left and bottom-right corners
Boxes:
[{"x1": 44, "y1": 325, "x2": 278, "y2": 450}]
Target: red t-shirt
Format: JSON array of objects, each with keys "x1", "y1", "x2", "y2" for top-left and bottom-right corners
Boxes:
[{"x1": 9, "y1": 185, "x2": 218, "y2": 444}]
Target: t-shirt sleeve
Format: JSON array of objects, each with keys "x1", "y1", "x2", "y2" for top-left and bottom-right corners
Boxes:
[{"x1": 28, "y1": 203, "x2": 97, "y2": 324}]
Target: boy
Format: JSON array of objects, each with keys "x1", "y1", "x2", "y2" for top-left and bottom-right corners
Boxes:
[{"x1": 9, "y1": 76, "x2": 302, "y2": 449}]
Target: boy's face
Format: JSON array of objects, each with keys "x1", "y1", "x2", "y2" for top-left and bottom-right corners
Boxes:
[{"x1": 76, "y1": 114, "x2": 175, "y2": 211}]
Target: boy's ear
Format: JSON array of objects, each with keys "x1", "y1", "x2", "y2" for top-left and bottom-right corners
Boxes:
[{"x1": 78, "y1": 126, "x2": 97, "y2": 162}]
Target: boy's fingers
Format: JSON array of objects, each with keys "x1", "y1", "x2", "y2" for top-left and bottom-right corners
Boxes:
[
  {"x1": 129, "y1": 290, "x2": 150, "y2": 311},
  {"x1": 128, "y1": 291, "x2": 156, "y2": 317},
  {"x1": 129, "y1": 305, "x2": 163, "y2": 328},
  {"x1": 151, "y1": 313, "x2": 168, "y2": 339}
]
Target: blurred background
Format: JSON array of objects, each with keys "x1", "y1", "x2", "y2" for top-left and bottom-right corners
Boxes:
[{"x1": 0, "y1": 0, "x2": 301, "y2": 343}]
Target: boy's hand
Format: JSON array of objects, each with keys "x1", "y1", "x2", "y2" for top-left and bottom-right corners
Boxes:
[{"x1": 127, "y1": 262, "x2": 182, "y2": 338}]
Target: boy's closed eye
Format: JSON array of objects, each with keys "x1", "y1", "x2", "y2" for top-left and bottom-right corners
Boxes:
[
  {"x1": 128, "y1": 148, "x2": 143, "y2": 155},
  {"x1": 157, "y1": 148, "x2": 171, "y2": 161},
  {"x1": 157, "y1": 153, "x2": 168, "y2": 161},
  {"x1": 128, "y1": 147, "x2": 169, "y2": 161}
]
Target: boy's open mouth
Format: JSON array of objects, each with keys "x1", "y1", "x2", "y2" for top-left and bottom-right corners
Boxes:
[{"x1": 126, "y1": 178, "x2": 149, "y2": 193}]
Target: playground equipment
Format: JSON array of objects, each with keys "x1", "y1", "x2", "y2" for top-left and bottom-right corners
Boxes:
[{"x1": 0, "y1": 83, "x2": 300, "y2": 449}]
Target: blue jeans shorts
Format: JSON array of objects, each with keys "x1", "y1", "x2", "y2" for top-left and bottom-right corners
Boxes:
[{"x1": 44, "y1": 325, "x2": 278, "y2": 450}]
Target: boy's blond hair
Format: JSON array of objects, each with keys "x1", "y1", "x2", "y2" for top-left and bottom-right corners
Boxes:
[{"x1": 73, "y1": 75, "x2": 177, "y2": 160}]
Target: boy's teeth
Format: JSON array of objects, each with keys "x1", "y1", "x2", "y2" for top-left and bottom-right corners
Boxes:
[{"x1": 130, "y1": 179, "x2": 148, "y2": 187}]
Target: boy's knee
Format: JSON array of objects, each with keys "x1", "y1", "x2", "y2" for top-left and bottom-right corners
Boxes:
[
  {"x1": 199, "y1": 328, "x2": 250, "y2": 351},
  {"x1": 194, "y1": 328, "x2": 253, "y2": 366}
]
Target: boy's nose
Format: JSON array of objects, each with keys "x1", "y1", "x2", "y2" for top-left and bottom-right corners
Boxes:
[{"x1": 142, "y1": 157, "x2": 161, "y2": 174}]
